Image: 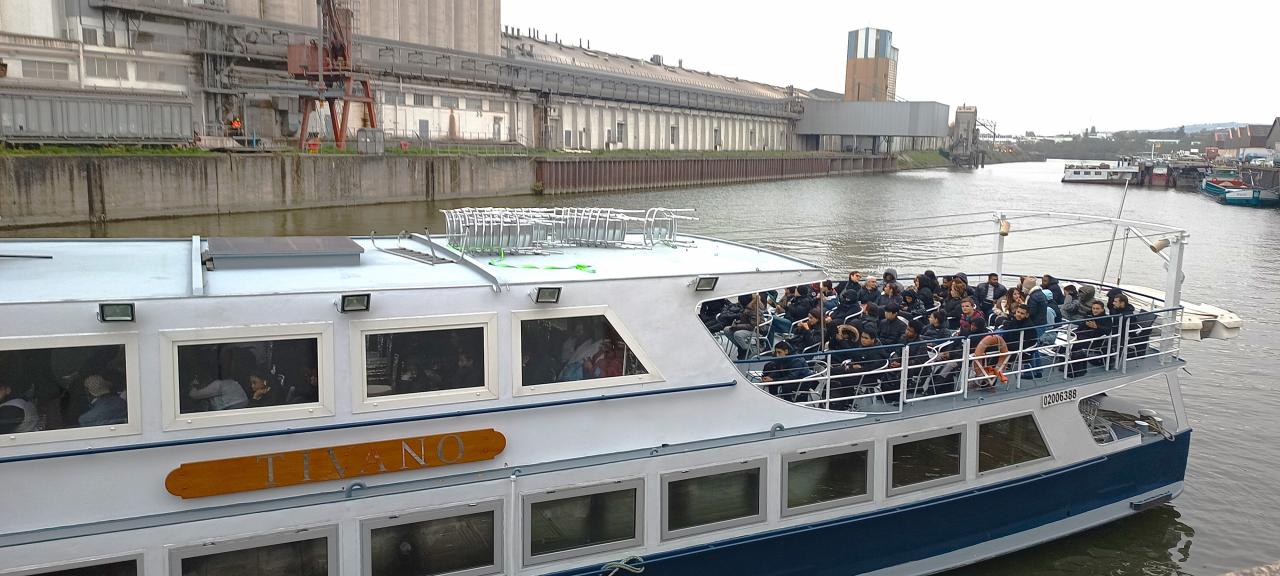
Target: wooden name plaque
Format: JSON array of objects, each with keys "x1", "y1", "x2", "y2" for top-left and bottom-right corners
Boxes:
[{"x1": 165, "y1": 428, "x2": 506, "y2": 499}]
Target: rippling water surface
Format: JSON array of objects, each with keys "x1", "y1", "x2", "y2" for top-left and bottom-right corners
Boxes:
[{"x1": 11, "y1": 160, "x2": 1278, "y2": 574}]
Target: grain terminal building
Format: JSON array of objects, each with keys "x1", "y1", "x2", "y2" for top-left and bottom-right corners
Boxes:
[{"x1": 0, "y1": 1, "x2": 946, "y2": 153}]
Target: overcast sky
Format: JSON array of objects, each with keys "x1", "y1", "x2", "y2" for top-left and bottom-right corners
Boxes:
[{"x1": 503, "y1": 0, "x2": 1278, "y2": 135}]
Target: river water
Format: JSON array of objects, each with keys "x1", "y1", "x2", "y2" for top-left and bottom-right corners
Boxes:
[{"x1": 9, "y1": 160, "x2": 1277, "y2": 575}]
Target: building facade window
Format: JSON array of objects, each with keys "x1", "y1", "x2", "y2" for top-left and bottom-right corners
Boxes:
[
  {"x1": 171, "y1": 528, "x2": 335, "y2": 576},
  {"x1": 515, "y1": 307, "x2": 657, "y2": 394},
  {"x1": 351, "y1": 313, "x2": 498, "y2": 412},
  {"x1": 9, "y1": 558, "x2": 138, "y2": 576},
  {"x1": 85, "y1": 57, "x2": 128, "y2": 80},
  {"x1": 662, "y1": 460, "x2": 766, "y2": 540},
  {"x1": 615, "y1": 122, "x2": 627, "y2": 144},
  {"x1": 136, "y1": 61, "x2": 185, "y2": 83},
  {"x1": 670, "y1": 125, "x2": 679, "y2": 146},
  {"x1": 783, "y1": 443, "x2": 872, "y2": 515},
  {"x1": 382, "y1": 90, "x2": 405, "y2": 105},
  {"x1": 888, "y1": 426, "x2": 965, "y2": 495},
  {"x1": 978, "y1": 414, "x2": 1051, "y2": 473},
  {"x1": 413, "y1": 93, "x2": 432, "y2": 107},
  {"x1": 81, "y1": 27, "x2": 99, "y2": 45},
  {"x1": 365, "y1": 502, "x2": 502, "y2": 576},
  {"x1": 525, "y1": 479, "x2": 643, "y2": 565},
  {"x1": 0, "y1": 334, "x2": 139, "y2": 446},
  {"x1": 22, "y1": 60, "x2": 70, "y2": 81},
  {"x1": 440, "y1": 95, "x2": 460, "y2": 108},
  {"x1": 160, "y1": 323, "x2": 333, "y2": 430}
]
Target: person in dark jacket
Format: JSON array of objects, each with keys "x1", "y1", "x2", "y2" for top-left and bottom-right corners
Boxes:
[
  {"x1": 941, "y1": 282, "x2": 967, "y2": 329},
  {"x1": 834, "y1": 271, "x2": 863, "y2": 296},
  {"x1": 874, "y1": 282, "x2": 904, "y2": 310},
  {"x1": 1076, "y1": 300, "x2": 1114, "y2": 357},
  {"x1": 999, "y1": 304, "x2": 1042, "y2": 378},
  {"x1": 1061, "y1": 284, "x2": 1098, "y2": 320},
  {"x1": 916, "y1": 286, "x2": 936, "y2": 311},
  {"x1": 974, "y1": 273, "x2": 1008, "y2": 316},
  {"x1": 700, "y1": 299, "x2": 729, "y2": 332},
  {"x1": 922, "y1": 310, "x2": 952, "y2": 341},
  {"x1": 1107, "y1": 291, "x2": 1136, "y2": 316},
  {"x1": 900, "y1": 289, "x2": 926, "y2": 319},
  {"x1": 832, "y1": 289, "x2": 864, "y2": 324},
  {"x1": 882, "y1": 268, "x2": 903, "y2": 292},
  {"x1": 1022, "y1": 276, "x2": 1050, "y2": 329},
  {"x1": 859, "y1": 278, "x2": 880, "y2": 305},
  {"x1": 1041, "y1": 274, "x2": 1065, "y2": 306},
  {"x1": 828, "y1": 325, "x2": 861, "y2": 364},
  {"x1": 783, "y1": 285, "x2": 816, "y2": 321},
  {"x1": 761, "y1": 342, "x2": 811, "y2": 400},
  {"x1": 922, "y1": 270, "x2": 941, "y2": 295},
  {"x1": 877, "y1": 304, "x2": 907, "y2": 345}
]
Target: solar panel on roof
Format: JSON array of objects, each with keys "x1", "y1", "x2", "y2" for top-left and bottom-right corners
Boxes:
[{"x1": 204, "y1": 237, "x2": 364, "y2": 270}]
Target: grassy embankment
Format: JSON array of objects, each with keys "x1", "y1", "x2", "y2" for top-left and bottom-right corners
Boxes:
[{"x1": 896, "y1": 149, "x2": 951, "y2": 170}]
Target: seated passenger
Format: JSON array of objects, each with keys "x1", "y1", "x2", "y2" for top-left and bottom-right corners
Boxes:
[
  {"x1": 919, "y1": 271, "x2": 941, "y2": 297},
  {"x1": 781, "y1": 286, "x2": 816, "y2": 321},
  {"x1": 881, "y1": 268, "x2": 903, "y2": 292},
  {"x1": 845, "y1": 329, "x2": 887, "y2": 371},
  {"x1": 1075, "y1": 300, "x2": 1114, "y2": 359},
  {"x1": 859, "y1": 278, "x2": 880, "y2": 305},
  {"x1": 1060, "y1": 284, "x2": 1079, "y2": 317},
  {"x1": 999, "y1": 304, "x2": 1042, "y2": 379},
  {"x1": 78, "y1": 375, "x2": 126, "y2": 427},
  {"x1": 1062, "y1": 284, "x2": 1098, "y2": 321},
  {"x1": 942, "y1": 283, "x2": 967, "y2": 329},
  {"x1": 829, "y1": 325, "x2": 860, "y2": 364},
  {"x1": 188, "y1": 372, "x2": 249, "y2": 411},
  {"x1": 958, "y1": 297, "x2": 985, "y2": 333},
  {"x1": 0, "y1": 381, "x2": 38, "y2": 433},
  {"x1": 761, "y1": 342, "x2": 811, "y2": 400},
  {"x1": 922, "y1": 310, "x2": 952, "y2": 341},
  {"x1": 974, "y1": 273, "x2": 1007, "y2": 316},
  {"x1": 831, "y1": 287, "x2": 863, "y2": 322},
  {"x1": 1041, "y1": 274, "x2": 1065, "y2": 307},
  {"x1": 991, "y1": 287, "x2": 1024, "y2": 327},
  {"x1": 247, "y1": 370, "x2": 286, "y2": 408},
  {"x1": 727, "y1": 294, "x2": 769, "y2": 360},
  {"x1": 699, "y1": 299, "x2": 729, "y2": 333},
  {"x1": 1108, "y1": 291, "x2": 1136, "y2": 317},
  {"x1": 875, "y1": 282, "x2": 903, "y2": 310},
  {"x1": 877, "y1": 304, "x2": 907, "y2": 345},
  {"x1": 835, "y1": 271, "x2": 863, "y2": 295},
  {"x1": 900, "y1": 289, "x2": 926, "y2": 319}
]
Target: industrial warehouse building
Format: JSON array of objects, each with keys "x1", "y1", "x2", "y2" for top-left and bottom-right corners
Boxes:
[{"x1": 0, "y1": 0, "x2": 946, "y2": 153}]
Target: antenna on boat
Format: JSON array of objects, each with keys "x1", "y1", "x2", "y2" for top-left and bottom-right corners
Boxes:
[
  {"x1": 0, "y1": 254, "x2": 53, "y2": 259},
  {"x1": 1099, "y1": 178, "x2": 1132, "y2": 283}
]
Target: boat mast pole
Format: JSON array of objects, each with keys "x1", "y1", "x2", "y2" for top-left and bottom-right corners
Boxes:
[{"x1": 1099, "y1": 178, "x2": 1131, "y2": 283}]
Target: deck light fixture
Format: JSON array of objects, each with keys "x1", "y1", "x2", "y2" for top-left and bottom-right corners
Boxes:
[
  {"x1": 97, "y1": 302, "x2": 135, "y2": 323},
  {"x1": 693, "y1": 276, "x2": 719, "y2": 291},
  {"x1": 531, "y1": 286, "x2": 562, "y2": 304},
  {"x1": 338, "y1": 293, "x2": 372, "y2": 313}
]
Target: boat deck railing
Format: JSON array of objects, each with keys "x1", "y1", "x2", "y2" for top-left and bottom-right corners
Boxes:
[{"x1": 734, "y1": 306, "x2": 1183, "y2": 415}]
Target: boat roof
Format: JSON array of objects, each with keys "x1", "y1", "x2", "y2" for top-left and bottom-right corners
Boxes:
[{"x1": 0, "y1": 234, "x2": 820, "y2": 304}]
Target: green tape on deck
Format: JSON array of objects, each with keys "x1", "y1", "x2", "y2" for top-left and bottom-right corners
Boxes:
[{"x1": 484, "y1": 249, "x2": 597, "y2": 274}]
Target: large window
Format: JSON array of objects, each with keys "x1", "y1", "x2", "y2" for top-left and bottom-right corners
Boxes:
[
  {"x1": 136, "y1": 61, "x2": 185, "y2": 83},
  {"x1": 978, "y1": 414, "x2": 1052, "y2": 473},
  {"x1": 353, "y1": 314, "x2": 497, "y2": 411},
  {"x1": 173, "y1": 529, "x2": 334, "y2": 576},
  {"x1": 525, "y1": 480, "x2": 643, "y2": 564},
  {"x1": 783, "y1": 444, "x2": 872, "y2": 515},
  {"x1": 22, "y1": 60, "x2": 70, "y2": 81},
  {"x1": 888, "y1": 427, "x2": 965, "y2": 495},
  {"x1": 0, "y1": 334, "x2": 138, "y2": 445},
  {"x1": 662, "y1": 460, "x2": 765, "y2": 540},
  {"x1": 365, "y1": 502, "x2": 502, "y2": 576},
  {"x1": 440, "y1": 96, "x2": 460, "y2": 108},
  {"x1": 516, "y1": 308, "x2": 655, "y2": 394},
  {"x1": 162, "y1": 324, "x2": 332, "y2": 429},
  {"x1": 177, "y1": 338, "x2": 317, "y2": 414},
  {"x1": 85, "y1": 57, "x2": 128, "y2": 80},
  {"x1": 10, "y1": 558, "x2": 137, "y2": 576}
]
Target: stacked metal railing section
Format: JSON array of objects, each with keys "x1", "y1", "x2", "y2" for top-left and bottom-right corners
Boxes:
[{"x1": 442, "y1": 207, "x2": 697, "y2": 255}]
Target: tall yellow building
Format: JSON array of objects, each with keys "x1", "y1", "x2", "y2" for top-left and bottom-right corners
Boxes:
[{"x1": 844, "y1": 27, "x2": 898, "y2": 102}]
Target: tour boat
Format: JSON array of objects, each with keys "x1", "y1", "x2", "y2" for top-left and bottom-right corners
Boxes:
[
  {"x1": 0, "y1": 209, "x2": 1208, "y2": 576},
  {"x1": 1061, "y1": 162, "x2": 1140, "y2": 184}
]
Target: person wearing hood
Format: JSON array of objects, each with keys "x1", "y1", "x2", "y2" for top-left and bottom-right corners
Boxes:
[
  {"x1": 881, "y1": 268, "x2": 903, "y2": 292},
  {"x1": 1041, "y1": 274, "x2": 1065, "y2": 306},
  {"x1": 900, "y1": 289, "x2": 927, "y2": 319},
  {"x1": 1062, "y1": 284, "x2": 1098, "y2": 321}
]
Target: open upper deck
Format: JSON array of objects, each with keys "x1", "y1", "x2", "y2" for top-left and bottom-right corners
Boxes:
[{"x1": 0, "y1": 230, "x2": 820, "y2": 305}]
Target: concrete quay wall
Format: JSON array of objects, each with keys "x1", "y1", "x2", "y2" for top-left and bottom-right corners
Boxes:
[{"x1": 0, "y1": 154, "x2": 535, "y2": 228}]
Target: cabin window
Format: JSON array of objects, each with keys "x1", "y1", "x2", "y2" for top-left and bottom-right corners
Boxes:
[
  {"x1": 364, "y1": 501, "x2": 502, "y2": 576},
  {"x1": 783, "y1": 443, "x2": 872, "y2": 515},
  {"x1": 978, "y1": 414, "x2": 1051, "y2": 473},
  {"x1": 1073, "y1": 170, "x2": 1080, "y2": 175},
  {"x1": 171, "y1": 527, "x2": 336, "y2": 576},
  {"x1": 662, "y1": 459, "x2": 766, "y2": 540},
  {"x1": 352, "y1": 314, "x2": 498, "y2": 412},
  {"x1": 888, "y1": 426, "x2": 965, "y2": 495},
  {"x1": 0, "y1": 334, "x2": 139, "y2": 446},
  {"x1": 160, "y1": 323, "x2": 334, "y2": 430},
  {"x1": 524, "y1": 479, "x2": 643, "y2": 564},
  {"x1": 514, "y1": 306, "x2": 660, "y2": 395},
  {"x1": 9, "y1": 558, "x2": 138, "y2": 575}
]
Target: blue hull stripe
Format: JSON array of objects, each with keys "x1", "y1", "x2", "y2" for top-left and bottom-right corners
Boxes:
[{"x1": 552, "y1": 431, "x2": 1191, "y2": 576}]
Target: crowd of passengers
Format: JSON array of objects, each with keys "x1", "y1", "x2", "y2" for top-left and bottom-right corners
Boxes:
[
  {"x1": 0, "y1": 347, "x2": 127, "y2": 435},
  {"x1": 699, "y1": 269, "x2": 1149, "y2": 403}
]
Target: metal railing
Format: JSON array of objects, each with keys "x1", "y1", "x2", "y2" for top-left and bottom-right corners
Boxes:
[{"x1": 736, "y1": 306, "x2": 1183, "y2": 414}]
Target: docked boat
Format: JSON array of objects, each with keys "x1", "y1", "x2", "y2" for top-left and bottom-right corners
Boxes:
[
  {"x1": 1220, "y1": 186, "x2": 1280, "y2": 208},
  {"x1": 1149, "y1": 164, "x2": 1169, "y2": 188},
  {"x1": 0, "y1": 209, "x2": 1208, "y2": 576},
  {"x1": 1061, "y1": 161, "x2": 1140, "y2": 184},
  {"x1": 1200, "y1": 168, "x2": 1245, "y2": 196}
]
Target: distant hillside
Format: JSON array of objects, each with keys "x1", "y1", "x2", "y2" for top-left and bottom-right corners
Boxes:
[{"x1": 1149, "y1": 122, "x2": 1247, "y2": 133}]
